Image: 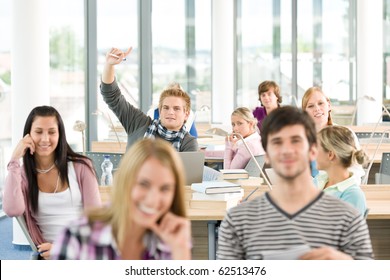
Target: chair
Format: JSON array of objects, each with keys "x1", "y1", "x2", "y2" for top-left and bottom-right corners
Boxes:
[
  {"x1": 85, "y1": 152, "x2": 123, "y2": 183},
  {"x1": 375, "y1": 152, "x2": 390, "y2": 184},
  {"x1": 15, "y1": 215, "x2": 39, "y2": 259}
]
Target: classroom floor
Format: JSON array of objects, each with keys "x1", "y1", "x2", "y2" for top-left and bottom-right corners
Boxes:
[{"x1": 0, "y1": 215, "x2": 33, "y2": 260}]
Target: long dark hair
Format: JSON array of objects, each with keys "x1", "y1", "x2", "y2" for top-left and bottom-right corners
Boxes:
[{"x1": 23, "y1": 106, "x2": 94, "y2": 213}]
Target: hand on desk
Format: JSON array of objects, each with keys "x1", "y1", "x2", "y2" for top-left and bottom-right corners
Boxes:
[
  {"x1": 150, "y1": 212, "x2": 192, "y2": 260},
  {"x1": 299, "y1": 246, "x2": 353, "y2": 260}
]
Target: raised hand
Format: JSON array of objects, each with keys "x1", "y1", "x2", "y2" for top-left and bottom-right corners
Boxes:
[
  {"x1": 102, "y1": 46, "x2": 133, "y2": 84},
  {"x1": 149, "y1": 212, "x2": 191, "y2": 260},
  {"x1": 106, "y1": 46, "x2": 133, "y2": 65},
  {"x1": 11, "y1": 134, "x2": 35, "y2": 161}
]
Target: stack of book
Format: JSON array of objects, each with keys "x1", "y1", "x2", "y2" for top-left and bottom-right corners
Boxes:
[
  {"x1": 190, "y1": 181, "x2": 244, "y2": 210},
  {"x1": 106, "y1": 123, "x2": 128, "y2": 142},
  {"x1": 219, "y1": 169, "x2": 249, "y2": 180}
]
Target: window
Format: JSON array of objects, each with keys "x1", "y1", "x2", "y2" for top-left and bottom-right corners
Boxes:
[
  {"x1": 152, "y1": 0, "x2": 212, "y2": 123},
  {"x1": 0, "y1": 0, "x2": 12, "y2": 214},
  {"x1": 236, "y1": 0, "x2": 356, "y2": 122},
  {"x1": 49, "y1": 0, "x2": 86, "y2": 151},
  {"x1": 96, "y1": 0, "x2": 138, "y2": 142}
]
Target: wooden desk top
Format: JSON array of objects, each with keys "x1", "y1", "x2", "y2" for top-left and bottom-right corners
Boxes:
[
  {"x1": 99, "y1": 182, "x2": 390, "y2": 221},
  {"x1": 347, "y1": 125, "x2": 390, "y2": 133},
  {"x1": 92, "y1": 141, "x2": 127, "y2": 154},
  {"x1": 185, "y1": 184, "x2": 390, "y2": 220}
]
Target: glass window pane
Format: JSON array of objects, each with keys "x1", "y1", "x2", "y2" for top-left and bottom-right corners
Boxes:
[
  {"x1": 49, "y1": 0, "x2": 85, "y2": 152},
  {"x1": 97, "y1": 0, "x2": 138, "y2": 142},
  {"x1": 0, "y1": 0, "x2": 12, "y2": 214},
  {"x1": 297, "y1": 0, "x2": 355, "y2": 103},
  {"x1": 152, "y1": 0, "x2": 212, "y2": 124},
  {"x1": 237, "y1": 0, "x2": 292, "y2": 110}
]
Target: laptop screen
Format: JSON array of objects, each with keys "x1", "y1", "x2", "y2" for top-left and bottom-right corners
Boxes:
[
  {"x1": 244, "y1": 155, "x2": 265, "y2": 177},
  {"x1": 178, "y1": 152, "x2": 205, "y2": 185}
]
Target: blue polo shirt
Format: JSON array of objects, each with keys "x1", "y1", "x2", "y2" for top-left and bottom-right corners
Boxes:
[{"x1": 316, "y1": 172, "x2": 367, "y2": 216}]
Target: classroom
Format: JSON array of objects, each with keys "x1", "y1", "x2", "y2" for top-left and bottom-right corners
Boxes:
[{"x1": 0, "y1": 0, "x2": 389, "y2": 265}]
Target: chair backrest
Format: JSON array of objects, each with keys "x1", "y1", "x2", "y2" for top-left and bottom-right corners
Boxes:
[
  {"x1": 85, "y1": 152, "x2": 123, "y2": 183},
  {"x1": 15, "y1": 215, "x2": 40, "y2": 259},
  {"x1": 379, "y1": 152, "x2": 390, "y2": 175},
  {"x1": 355, "y1": 132, "x2": 389, "y2": 139}
]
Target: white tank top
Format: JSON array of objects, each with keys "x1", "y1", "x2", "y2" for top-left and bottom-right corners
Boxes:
[{"x1": 33, "y1": 162, "x2": 83, "y2": 243}]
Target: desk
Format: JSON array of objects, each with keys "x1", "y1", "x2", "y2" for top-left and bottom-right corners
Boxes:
[
  {"x1": 189, "y1": 184, "x2": 390, "y2": 260},
  {"x1": 99, "y1": 183, "x2": 390, "y2": 260},
  {"x1": 347, "y1": 125, "x2": 390, "y2": 134},
  {"x1": 92, "y1": 141, "x2": 127, "y2": 153}
]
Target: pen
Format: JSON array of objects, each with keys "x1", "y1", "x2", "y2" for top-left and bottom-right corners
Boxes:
[
  {"x1": 108, "y1": 53, "x2": 127, "y2": 61},
  {"x1": 242, "y1": 186, "x2": 259, "y2": 202}
]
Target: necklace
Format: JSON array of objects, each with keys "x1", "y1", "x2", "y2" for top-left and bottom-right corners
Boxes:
[
  {"x1": 53, "y1": 173, "x2": 61, "y2": 193},
  {"x1": 36, "y1": 163, "x2": 56, "y2": 174}
]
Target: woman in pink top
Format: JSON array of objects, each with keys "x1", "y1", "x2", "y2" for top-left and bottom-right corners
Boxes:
[
  {"x1": 224, "y1": 107, "x2": 265, "y2": 169},
  {"x1": 3, "y1": 106, "x2": 101, "y2": 259}
]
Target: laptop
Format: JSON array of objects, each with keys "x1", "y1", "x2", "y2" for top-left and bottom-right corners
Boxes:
[
  {"x1": 264, "y1": 168, "x2": 277, "y2": 185},
  {"x1": 178, "y1": 152, "x2": 205, "y2": 185},
  {"x1": 244, "y1": 155, "x2": 266, "y2": 177}
]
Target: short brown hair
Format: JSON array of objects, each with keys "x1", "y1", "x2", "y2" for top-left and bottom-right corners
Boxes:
[{"x1": 258, "y1": 80, "x2": 282, "y2": 105}]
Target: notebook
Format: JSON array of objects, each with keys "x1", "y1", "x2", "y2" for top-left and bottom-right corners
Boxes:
[
  {"x1": 244, "y1": 155, "x2": 266, "y2": 177},
  {"x1": 178, "y1": 151, "x2": 205, "y2": 185}
]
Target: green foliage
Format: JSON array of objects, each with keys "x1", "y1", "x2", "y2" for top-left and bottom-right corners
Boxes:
[
  {"x1": 0, "y1": 71, "x2": 11, "y2": 84},
  {"x1": 49, "y1": 26, "x2": 83, "y2": 70}
]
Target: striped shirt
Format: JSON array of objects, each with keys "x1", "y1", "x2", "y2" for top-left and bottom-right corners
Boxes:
[{"x1": 217, "y1": 192, "x2": 373, "y2": 260}]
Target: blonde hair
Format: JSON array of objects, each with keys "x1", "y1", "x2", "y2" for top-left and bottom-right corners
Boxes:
[
  {"x1": 231, "y1": 107, "x2": 258, "y2": 131},
  {"x1": 158, "y1": 82, "x2": 191, "y2": 113},
  {"x1": 302, "y1": 86, "x2": 333, "y2": 126},
  {"x1": 87, "y1": 138, "x2": 186, "y2": 248},
  {"x1": 317, "y1": 126, "x2": 367, "y2": 168},
  {"x1": 258, "y1": 80, "x2": 282, "y2": 105}
]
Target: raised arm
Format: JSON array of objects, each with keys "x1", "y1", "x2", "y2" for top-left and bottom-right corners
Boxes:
[{"x1": 102, "y1": 47, "x2": 132, "y2": 84}]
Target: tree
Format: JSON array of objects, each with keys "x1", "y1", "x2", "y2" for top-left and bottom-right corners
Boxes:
[{"x1": 50, "y1": 26, "x2": 83, "y2": 70}]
